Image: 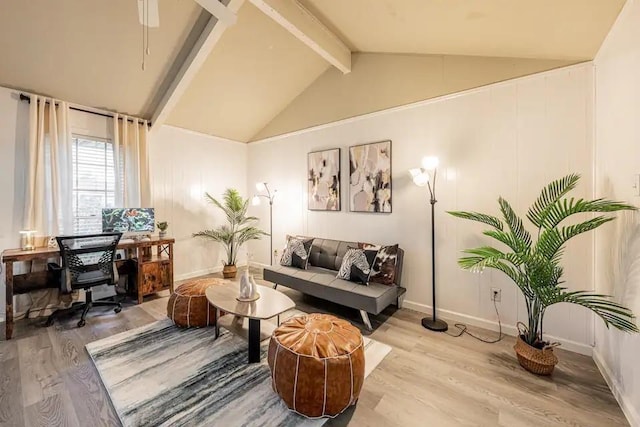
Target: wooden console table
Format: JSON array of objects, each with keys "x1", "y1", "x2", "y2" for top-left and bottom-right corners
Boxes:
[{"x1": 1, "y1": 237, "x2": 174, "y2": 340}]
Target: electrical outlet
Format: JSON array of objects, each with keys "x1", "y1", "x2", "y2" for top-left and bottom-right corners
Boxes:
[{"x1": 491, "y1": 287, "x2": 501, "y2": 302}]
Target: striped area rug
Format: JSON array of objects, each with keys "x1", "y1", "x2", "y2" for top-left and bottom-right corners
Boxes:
[{"x1": 86, "y1": 315, "x2": 391, "y2": 427}]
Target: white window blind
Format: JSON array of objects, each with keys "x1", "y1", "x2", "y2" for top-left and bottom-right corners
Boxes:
[{"x1": 72, "y1": 136, "x2": 117, "y2": 234}]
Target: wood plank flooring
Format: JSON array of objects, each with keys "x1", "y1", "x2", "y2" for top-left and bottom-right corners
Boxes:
[{"x1": 0, "y1": 269, "x2": 628, "y2": 427}]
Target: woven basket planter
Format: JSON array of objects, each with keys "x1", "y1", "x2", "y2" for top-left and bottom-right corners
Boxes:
[
  {"x1": 514, "y1": 323, "x2": 559, "y2": 376},
  {"x1": 222, "y1": 264, "x2": 237, "y2": 279}
]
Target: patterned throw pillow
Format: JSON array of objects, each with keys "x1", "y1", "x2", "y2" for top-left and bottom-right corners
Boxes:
[
  {"x1": 336, "y1": 248, "x2": 378, "y2": 285},
  {"x1": 361, "y1": 243, "x2": 399, "y2": 286},
  {"x1": 280, "y1": 236, "x2": 314, "y2": 269}
]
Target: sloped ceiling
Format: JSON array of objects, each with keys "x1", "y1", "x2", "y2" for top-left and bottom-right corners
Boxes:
[
  {"x1": 0, "y1": 0, "x2": 202, "y2": 118},
  {"x1": 165, "y1": 3, "x2": 329, "y2": 142},
  {"x1": 0, "y1": 0, "x2": 626, "y2": 142},
  {"x1": 299, "y1": 0, "x2": 626, "y2": 60},
  {"x1": 253, "y1": 53, "x2": 576, "y2": 141}
]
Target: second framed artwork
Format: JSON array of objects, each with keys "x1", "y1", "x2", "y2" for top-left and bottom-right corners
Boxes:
[
  {"x1": 308, "y1": 148, "x2": 341, "y2": 211},
  {"x1": 349, "y1": 140, "x2": 392, "y2": 213}
]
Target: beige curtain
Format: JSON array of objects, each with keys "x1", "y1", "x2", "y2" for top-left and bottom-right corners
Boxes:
[
  {"x1": 18, "y1": 95, "x2": 74, "y2": 319},
  {"x1": 24, "y1": 95, "x2": 73, "y2": 235},
  {"x1": 112, "y1": 114, "x2": 151, "y2": 207}
]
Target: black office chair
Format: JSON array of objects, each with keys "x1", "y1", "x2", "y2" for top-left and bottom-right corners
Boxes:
[{"x1": 46, "y1": 233, "x2": 123, "y2": 328}]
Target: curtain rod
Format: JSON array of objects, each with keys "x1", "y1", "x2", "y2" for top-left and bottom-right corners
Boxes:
[{"x1": 19, "y1": 94, "x2": 151, "y2": 127}]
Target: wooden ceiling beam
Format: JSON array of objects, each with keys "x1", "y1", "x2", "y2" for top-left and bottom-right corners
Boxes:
[
  {"x1": 249, "y1": 0, "x2": 351, "y2": 74},
  {"x1": 151, "y1": 0, "x2": 245, "y2": 131},
  {"x1": 194, "y1": 0, "x2": 238, "y2": 26}
]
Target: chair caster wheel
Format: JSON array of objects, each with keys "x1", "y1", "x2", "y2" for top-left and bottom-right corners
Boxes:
[
  {"x1": 77, "y1": 320, "x2": 86, "y2": 328},
  {"x1": 114, "y1": 306, "x2": 122, "y2": 314}
]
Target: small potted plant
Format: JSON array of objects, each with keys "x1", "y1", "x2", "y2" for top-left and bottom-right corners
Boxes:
[
  {"x1": 157, "y1": 221, "x2": 169, "y2": 239},
  {"x1": 449, "y1": 174, "x2": 638, "y2": 375},
  {"x1": 193, "y1": 188, "x2": 268, "y2": 279}
]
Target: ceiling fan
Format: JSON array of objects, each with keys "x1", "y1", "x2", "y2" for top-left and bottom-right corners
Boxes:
[
  {"x1": 137, "y1": 0, "x2": 159, "y2": 70},
  {"x1": 137, "y1": 0, "x2": 160, "y2": 28}
]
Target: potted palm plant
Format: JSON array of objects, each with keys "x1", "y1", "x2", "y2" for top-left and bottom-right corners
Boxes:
[
  {"x1": 193, "y1": 188, "x2": 268, "y2": 279},
  {"x1": 157, "y1": 221, "x2": 169, "y2": 238},
  {"x1": 449, "y1": 174, "x2": 638, "y2": 375}
]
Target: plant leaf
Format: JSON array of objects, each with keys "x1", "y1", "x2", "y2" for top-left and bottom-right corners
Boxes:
[
  {"x1": 448, "y1": 211, "x2": 504, "y2": 231},
  {"x1": 541, "y1": 197, "x2": 636, "y2": 229},
  {"x1": 498, "y1": 197, "x2": 532, "y2": 252},
  {"x1": 527, "y1": 174, "x2": 580, "y2": 228}
]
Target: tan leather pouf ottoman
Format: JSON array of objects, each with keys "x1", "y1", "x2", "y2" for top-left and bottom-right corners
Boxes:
[
  {"x1": 268, "y1": 313, "x2": 365, "y2": 418},
  {"x1": 167, "y1": 278, "x2": 224, "y2": 328}
]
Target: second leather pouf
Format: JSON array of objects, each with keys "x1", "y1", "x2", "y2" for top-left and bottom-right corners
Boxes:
[{"x1": 267, "y1": 313, "x2": 365, "y2": 418}]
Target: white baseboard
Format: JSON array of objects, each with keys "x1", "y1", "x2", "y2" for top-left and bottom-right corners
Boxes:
[
  {"x1": 593, "y1": 350, "x2": 639, "y2": 427},
  {"x1": 403, "y1": 299, "x2": 593, "y2": 356},
  {"x1": 175, "y1": 267, "x2": 223, "y2": 282},
  {"x1": 249, "y1": 261, "x2": 270, "y2": 269},
  {"x1": 175, "y1": 263, "x2": 250, "y2": 282}
]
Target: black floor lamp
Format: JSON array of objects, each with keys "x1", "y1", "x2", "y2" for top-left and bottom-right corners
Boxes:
[
  {"x1": 252, "y1": 182, "x2": 277, "y2": 265},
  {"x1": 409, "y1": 157, "x2": 448, "y2": 332}
]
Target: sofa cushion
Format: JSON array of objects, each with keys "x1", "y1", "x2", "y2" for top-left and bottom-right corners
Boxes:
[
  {"x1": 308, "y1": 238, "x2": 359, "y2": 271},
  {"x1": 264, "y1": 265, "x2": 400, "y2": 314},
  {"x1": 281, "y1": 236, "x2": 313, "y2": 269},
  {"x1": 336, "y1": 248, "x2": 378, "y2": 285},
  {"x1": 362, "y1": 243, "x2": 399, "y2": 286}
]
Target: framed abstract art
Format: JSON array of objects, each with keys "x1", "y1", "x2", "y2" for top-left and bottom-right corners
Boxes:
[
  {"x1": 349, "y1": 140, "x2": 392, "y2": 213},
  {"x1": 308, "y1": 148, "x2": 341, "y2": 211}
]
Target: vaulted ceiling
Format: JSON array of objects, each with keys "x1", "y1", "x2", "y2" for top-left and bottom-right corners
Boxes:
[
  {"x1": 166, "y1": 3, "x2": 329, "y2": 142},
  {"x1": 0, "y1": 0, "x2": 626, "y2": 142},
  {"x1": 299, "y1": 0, "x2": 624, "y2": 60},
  {"x1": 0, "y1": 0, "x2": 202, "y2": 118}
]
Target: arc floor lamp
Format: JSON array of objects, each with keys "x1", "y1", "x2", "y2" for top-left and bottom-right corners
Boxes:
[
  {"x1": 252, "y1": 182, "x2": 277, "y2": 265},
  {"x1": 409, "y1": 157, "x2": 448, "y2": 332}
]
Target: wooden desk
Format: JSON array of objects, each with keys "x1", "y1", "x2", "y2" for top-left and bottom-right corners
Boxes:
[{"x1": 2, "y1": 237, "x2": 175, "y2": 340}]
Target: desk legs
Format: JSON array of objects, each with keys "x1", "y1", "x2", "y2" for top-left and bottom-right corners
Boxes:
[
  {"x1": 5, "y1": 262, "x2": 13, "y2": 340},
  {"x1": 248, "y1": 318, "x2": 260, "y2": 363}
]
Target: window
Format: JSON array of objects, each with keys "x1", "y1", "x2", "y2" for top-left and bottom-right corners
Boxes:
[{"x1": 72, "y1": 136, "x2": 116, "y2": 234}]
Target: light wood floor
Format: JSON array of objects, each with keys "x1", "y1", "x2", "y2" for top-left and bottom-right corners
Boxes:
[{"x1": 0, "y1": 269, "x2": 628, "y2": 427}]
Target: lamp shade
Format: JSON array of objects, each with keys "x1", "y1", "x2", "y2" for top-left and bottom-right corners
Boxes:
[
  {"x1": 251, "y1": 195, "x2": 261, "y2": 206},
  {"x1": 256, "y1": 182, "x2": 267, "y2": 192},
  {"x1": 409, "y1": 168, "x2": 429, "y2": 187},
  {"x1": 421, "y1": 156, "x2": 439, "y2": 170}
]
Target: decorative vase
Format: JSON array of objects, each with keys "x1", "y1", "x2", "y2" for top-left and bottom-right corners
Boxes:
[
  {"x1": 249, "y1": 275, "x2": 259, "y2": 298},
  {"x1": 223, "y1": 264, "x2": 237, "y2": 279},
  {"x1": 237, "y1": 270, "x2": 259, "y2": 301},
  {"x1": 159, "y1": 231, "x2": 166, "y2": 239},
  {"x1": 239, "y1": 270, "x2": 252, "y2": 299},
  {"x1": 513, "y1": 323, "x2": 559, "y2": 376}
]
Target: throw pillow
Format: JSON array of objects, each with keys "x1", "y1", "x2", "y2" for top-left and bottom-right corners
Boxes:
[
  {"x1": 336, "y1": 248, "x2": 378, "y2": 285},
  {"x1": 361, "y1": 243, "x2": 399, "y2": 286},
  {"x1": 280, "y1": 236, "x2": 314, "y2": 269}
]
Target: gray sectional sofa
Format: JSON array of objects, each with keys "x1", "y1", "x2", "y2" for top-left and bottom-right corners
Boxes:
[{"x1": 263, "y1": 237, "x2": 406, "y2": 330}]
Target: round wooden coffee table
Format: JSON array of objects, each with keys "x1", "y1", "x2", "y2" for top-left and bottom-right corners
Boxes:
[{"x1": 205, "y1": 281, "x2": 295, "y2": 363}]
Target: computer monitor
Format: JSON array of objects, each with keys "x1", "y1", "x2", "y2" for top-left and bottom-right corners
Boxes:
[{"x1": 102, "y1": 208, "x2": 155, "y2": 235}]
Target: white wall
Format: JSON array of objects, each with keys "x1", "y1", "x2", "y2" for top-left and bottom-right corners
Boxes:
[
  {"x1": 593, "y1": 1, "x2": 640, "y2": 424},
  {"x1": 149, "y1": 125, "x2": 248, "y2": 280},
  {"x1": 0, "y1": 87, "x2": 28, "y2": 321},
  {"x1": 248, "y1": 63, "x2": 596, "y2": 354}
]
